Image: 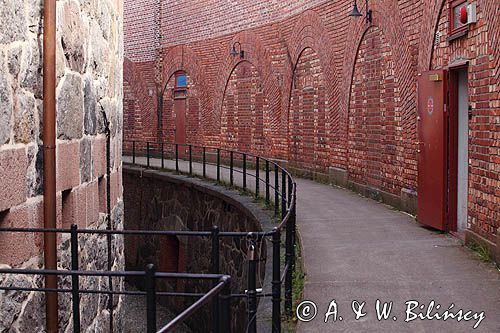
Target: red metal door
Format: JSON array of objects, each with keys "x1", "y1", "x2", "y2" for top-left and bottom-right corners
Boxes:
[
  {"x1": 174, "y1": 98, "x2": 187, "y2": 157},
  {"x1": 417, "y1": 70, "x2": 448, "y2": 231},
  {"x1": 174, "y1": 99, "x2": 186, "y2": 145}
]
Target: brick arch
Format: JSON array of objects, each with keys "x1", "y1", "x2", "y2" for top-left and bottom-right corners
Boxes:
[
  {"x1": 343, "y1": 2, "x2": 417, "y2": 189},
  {"x1": 343, "y1": 3, "x2": 414, "y2": 110},
  {"x1": 481, "y1": 0, "x2": 500, "y2": 96},
  {"x1": 347, "y1": 25, "x2": 404, "y2": 195},
  {"x1": 284, "y1": 10, "x2": 342, "y2": 165},
  {"x1": 417, "y1": 0, "x2": 447, "y2": 71},
  {"x1": 287, "y1": 47, "x2": 329, "y2": 171},
  {"x1": 220, "y1": 60, "x2": 272, "y2": 156},
  {"x1": 160, "y1": 71, "x2": 203, "y2": 145},
  {"x1": 161, "y1": 45, "x2": 212, "y2": 138},
  {"x1": 213, "y1": 31, "x2": 282, "y2": 141},
  {"x1": 123, "y1": 57, "x2": 156, "y2": 142}
]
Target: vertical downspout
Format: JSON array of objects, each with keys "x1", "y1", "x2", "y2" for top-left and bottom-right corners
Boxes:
[
  {"x1": 103, "y1": 113, "x2": 114, "y2": 332},
  {"x1": 42, "y1": 0, "x2": 58, "y2": 331}
]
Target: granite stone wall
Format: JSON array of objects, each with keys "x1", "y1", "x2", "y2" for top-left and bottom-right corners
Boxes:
[{"x1": 0, "y1": 0, "x2": 124, "y2": 331}]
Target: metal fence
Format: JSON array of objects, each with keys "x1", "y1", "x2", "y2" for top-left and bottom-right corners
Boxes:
[{"x1": 0, "y1": 141, "x2": 297, "y2": 333}]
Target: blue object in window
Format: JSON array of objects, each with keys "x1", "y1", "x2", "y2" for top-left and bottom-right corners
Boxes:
[{"x1": 176, "y1": 74, "x2": 187, "y2": 88}]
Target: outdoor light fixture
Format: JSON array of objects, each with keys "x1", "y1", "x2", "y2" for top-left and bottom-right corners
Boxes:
[
  {"x1": 349, "y1": 0, "x2": 372, "y2": 24},
  {"x1": 231, "y1": 42, "x2": 245, "y2": 59}
]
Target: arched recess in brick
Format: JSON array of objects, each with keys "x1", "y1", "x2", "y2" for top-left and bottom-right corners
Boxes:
[
  {"x1": 160, "y1": 72, "x2": 202, "y2": 145},
  {"x1": 418, "y1": 0, "x2": 448, "y2": 71},
  {"x1": 347, "y1": 25, "x2": 404, "y2": 196},
  {"x1": 123, "y1": 57, "x2": 156, "y2": 145},
  {"x1": 161, "y1": 46, "x2": 211, "y2": 140},
  {"x1": 213, "y1": 31, "x2": 281, "y2": 150},
  {"x1": 343, "y1": 2, "x2": 416, "y2": 190},
  {"x1": 220, "y1": 60, "x2": 271, "y2": 156},
  {"x1": 288, "y1": 47, "x2": 329, "y2": 172},
  {"x1": 285, "y1": 10, "x2": 342, "y2": 167}
]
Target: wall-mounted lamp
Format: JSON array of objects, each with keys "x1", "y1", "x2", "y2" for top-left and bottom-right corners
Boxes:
[
  {"x1": 349, "y1": 0, "x2": 372, "y2": 24},
  {"x1": 231, "y1": 42, "x2": 245, "y2": 59}
]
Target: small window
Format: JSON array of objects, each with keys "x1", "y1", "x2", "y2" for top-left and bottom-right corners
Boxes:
[
  {"x1": 175, "y1": 73, "x2": 187, "y2": 89},
  {"x1": 449, "y1": 0, "x2": 468, "y2": 40},
  {"x1": 173, "y1": 72, "x2": 188, "y2": 99}
]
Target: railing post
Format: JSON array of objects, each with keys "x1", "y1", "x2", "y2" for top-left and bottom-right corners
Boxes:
[
  {"x1": 145, "y1": 264, "x2": 157, "y2": 333},
  {"x1": 281, "y1": 170, "x2": 287, "y2": 220},
  {"x1": 132, "y1": 141, "x2": 136, "y2": 165},
  {"x1": 292, "y1": 186, "x2": 297, "y2": 273},
  {"x1": 285, "y1": 212, "x2": 293, "y2": 317},
  {"x1": 161, "y1": 142, "x2": 165, "y2": 169},
  {"x1": 217, "y1": 148, "x2": 221, "y2": 183},
  {"x1": 265, "y1": 160, "x2": 270, "y2": 204},
  {"x1": 70, "y1": 225, "x2": 81, "y2": 333},
  {"x1": 255, "y1": 157, "x2": 260, "y2": 198},
  {"x1": 230, "y1": 151, "x2": 234, "y2": 186},
  {"x1": 203, "y1": 147, "x2": 207, "y2": 178},
  {"x1": 243, "y1": 154, "x2": 247, "y2": 190},
  {"x1": 189, "y1": 145, "x2": 193, "y2": 176},
  {"x1": 288, "y1": 176, "x2": 293, "y2": 209},
  {"x1": 211, "y1": 226, "x2": 220, "y2": 333},
  {"x1": 247, "y1": 235, "x2": 258, "y2": 333},
  {"x1": 274, "y1": 164, "x2": 279, "y2": 217},
  {"x1": 271, "y1": 228, "x2": 281, "y2": 333},
  {"x1": 146, "y1": 142, "x2": 150, "y2": 168},
  {"x1": 175, "y1": 144, "x2": 179, "y2": 173},
  {"x1": 220, "y1": 277, "x2": 232, "y2": 333}
]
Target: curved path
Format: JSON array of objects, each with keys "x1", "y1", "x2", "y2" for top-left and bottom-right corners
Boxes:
[
  {"x1": 123, "y1": 156, "x2": 499, "y2": 332},
  {"x1": 295, "y1": 178, "x2": 499, "y2": 333}
]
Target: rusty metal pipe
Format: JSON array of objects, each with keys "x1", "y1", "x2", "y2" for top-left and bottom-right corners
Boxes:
[{"x1": 43, "y1": 0, "x2": 59, "y2": 331}]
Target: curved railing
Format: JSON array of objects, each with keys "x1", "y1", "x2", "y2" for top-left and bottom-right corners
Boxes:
[{"x1": 123, "y1": 140, "x2": 298, "y2": 332}]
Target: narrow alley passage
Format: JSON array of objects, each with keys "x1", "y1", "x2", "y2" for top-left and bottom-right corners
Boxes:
[{"x1": 124, "y1": 156, "x2": 500, "y2": 332}]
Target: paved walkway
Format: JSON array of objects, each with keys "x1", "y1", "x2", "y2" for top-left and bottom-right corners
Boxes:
[
  {"x1": 296, "y1": 178, "x2": 499, "y2": 332},
  {"x1": 123, "y1": 156, "x2": 499, "y2": 332}
]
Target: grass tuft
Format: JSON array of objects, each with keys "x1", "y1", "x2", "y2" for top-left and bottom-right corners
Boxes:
[{"x1": 467, "y1": 240, "x2": 492, "y2": 263}]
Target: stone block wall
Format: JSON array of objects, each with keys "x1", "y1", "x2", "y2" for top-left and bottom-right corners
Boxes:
[
  {"x1": 123, "y1": 167, "x2": 267, "y2": 332},
  {"x1": 123, "y1": 0, "x2": 499, "y2": 252},
  {"x1": 0, "y1": 0, "x2": 124, "y2": 331}
]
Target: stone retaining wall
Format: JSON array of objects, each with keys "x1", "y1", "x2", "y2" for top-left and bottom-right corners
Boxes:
[{"x1": 123, "y1": 166, "x2": 269, "y2": 332}]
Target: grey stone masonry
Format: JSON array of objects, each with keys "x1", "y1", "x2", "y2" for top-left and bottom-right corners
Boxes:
[{"x1": 0, "y1": 0, "x2": 124, "y2": 331}]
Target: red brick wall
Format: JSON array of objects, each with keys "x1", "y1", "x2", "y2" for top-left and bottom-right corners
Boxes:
[
  {"x1": 221, "y1": 61, "x2": 270, "y2": 156},
  {"x1": 289, "y1": 48, "x2": 328, "y2": 171},
  {"x1": 123, "y1": 0, "x2": 500, "y2": 242},
  {"x1": 348, "y1": 26, "x2": 404, "y2": 195},
  {"x1": 124, "y1": 0, "x2": 159, "y2": 61}
]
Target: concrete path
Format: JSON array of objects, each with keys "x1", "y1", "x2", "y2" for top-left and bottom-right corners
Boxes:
[
  {"x1": 123, "y1": 156, "x2": 500, "y2": 332},
  {"x1": 296, "y1": 178, "x2": 500, "y2": 333}
]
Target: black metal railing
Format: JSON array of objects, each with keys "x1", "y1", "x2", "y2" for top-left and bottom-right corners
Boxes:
[
  {"x1": 123, "y1": 140, "x2": 298, "y2": 332},
  {"x1": 0, "y1": 140, "x2": 297, "y2": 333}
]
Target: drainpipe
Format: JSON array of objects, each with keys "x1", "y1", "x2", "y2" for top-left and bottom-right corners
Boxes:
[
  {"x1": 42, "y1": 0, "x2": 58, "y2": 332},
  {"x1": 100, "y1": 110, "x2": 114, "y2": 332}
]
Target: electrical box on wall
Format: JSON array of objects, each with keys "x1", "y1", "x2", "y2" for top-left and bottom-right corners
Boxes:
[
  {"x1": 460, "y1": 3, "x2": 477, "y2": 25},
  {"x1": 466, "y1": 4, "x2": 477, "y2": 24}
]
